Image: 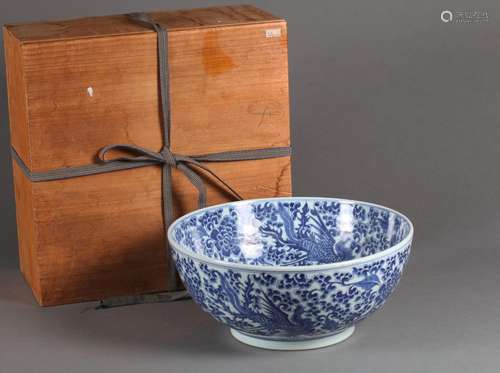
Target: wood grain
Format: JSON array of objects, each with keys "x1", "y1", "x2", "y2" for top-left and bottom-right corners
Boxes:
[
  {"x1": 3, "y1": 29, "x2": 31, "y2": 168},
  {"x1": 12, "y1": 162, "x2": 42, "y2": 303},
  {"x1": 3, "y1": 6, "x2": 292, "y2": 306},
  {"x1": 4, "y1": 5, "x2": 280, "y2": 43},
  {"x1": 13, "y1": 21, "x2": 289, "y2": 171}
]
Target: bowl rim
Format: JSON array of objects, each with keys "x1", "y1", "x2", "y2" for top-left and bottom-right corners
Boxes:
[{"x1": 167, "y1": 197, "x2": 414, "y2": 272}]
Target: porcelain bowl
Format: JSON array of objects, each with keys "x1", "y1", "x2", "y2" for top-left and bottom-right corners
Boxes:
[{"x1": 168, "y1": 197, "x2": 413, "y2": 350}]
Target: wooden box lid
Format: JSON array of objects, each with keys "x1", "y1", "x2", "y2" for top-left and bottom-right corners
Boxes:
[{"x1": 4, "y1": 5, "x2": 290, "y2": 172}]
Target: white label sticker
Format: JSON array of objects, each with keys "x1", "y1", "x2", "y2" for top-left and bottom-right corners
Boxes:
[{"x1": 265, "y1": 28, "x2": 282, "y2": 38}]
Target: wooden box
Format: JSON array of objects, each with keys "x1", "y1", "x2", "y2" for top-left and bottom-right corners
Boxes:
[{"x1": 3, "y1": 5, "x2": 292, "y2": 306}]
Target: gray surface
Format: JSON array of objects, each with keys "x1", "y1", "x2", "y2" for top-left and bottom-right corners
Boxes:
[{"x1": 1, "y1": 0, "x2": 500, "y2": 372}]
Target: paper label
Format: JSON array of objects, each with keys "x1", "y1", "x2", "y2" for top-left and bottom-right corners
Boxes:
[{"x1": 265, "y1": 28, "x2": 282, "y2": 38}]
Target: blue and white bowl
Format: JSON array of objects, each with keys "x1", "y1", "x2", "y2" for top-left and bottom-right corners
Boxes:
[{"x1": 168, "y1": 197, "x2": 413, "y2": 350}]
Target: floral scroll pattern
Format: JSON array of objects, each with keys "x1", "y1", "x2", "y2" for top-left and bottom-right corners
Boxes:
[
  {"x1": 173, "y1": 200, "x2": 410, "y2": 266},
  {"x1": 173, "y1": 245, "x2": 411, "y2": 339}
]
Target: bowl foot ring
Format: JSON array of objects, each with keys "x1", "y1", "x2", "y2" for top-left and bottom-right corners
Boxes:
[{"x1": 230, "y1": 326, "x2": 355, "y2": 351}]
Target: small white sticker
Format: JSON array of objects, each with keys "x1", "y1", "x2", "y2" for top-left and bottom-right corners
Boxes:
[
  {"x1": 265, "y1": 28, "x2": 281, "y2": 38},
  {"x1": 87, "y1": 86, "x2": 94, "y2": 97}
]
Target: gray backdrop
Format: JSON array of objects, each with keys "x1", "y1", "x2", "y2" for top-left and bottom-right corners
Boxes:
[{"x1": 1, "y1": 0, "x2": 499, "y2": 372}]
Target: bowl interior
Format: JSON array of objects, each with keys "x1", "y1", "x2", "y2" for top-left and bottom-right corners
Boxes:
[{"x1": 170, "y1": 198, "x2": 412, "y2": 266}]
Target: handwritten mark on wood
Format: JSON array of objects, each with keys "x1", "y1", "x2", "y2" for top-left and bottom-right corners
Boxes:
[{"x1": 247, "y1": 100, "x2": 283, "y2": 127}]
